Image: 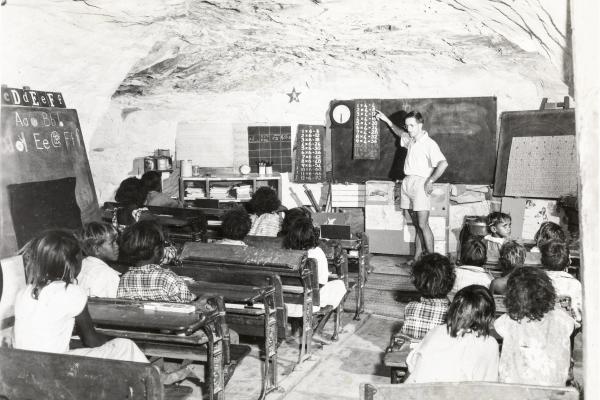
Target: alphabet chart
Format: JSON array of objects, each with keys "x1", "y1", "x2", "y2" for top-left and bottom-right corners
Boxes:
[
  {"x1": 505, "y1": 135, "x2": 577, "y2": 198},
  {"x1": 353, "y1": 99, "x2": 380, "y2": 160},
  {"x1": 247, "y1": 126, "x2": 292, "y2": 173},
  {"x1": 293, "y1": 125, "x2": 324, "y2": 183}
]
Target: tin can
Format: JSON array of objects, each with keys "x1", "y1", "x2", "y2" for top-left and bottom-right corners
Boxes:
[
  {"x1": 144, "y1": 156, "x2": 156, "y2": 172},
  {"x1": 156, "y1": 157, "x2": 169, "y2": 170}
]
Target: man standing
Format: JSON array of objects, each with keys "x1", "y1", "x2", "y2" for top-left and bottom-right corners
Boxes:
[{"x1": 375, "y1": 110, "x2": 448, "y2": 263}]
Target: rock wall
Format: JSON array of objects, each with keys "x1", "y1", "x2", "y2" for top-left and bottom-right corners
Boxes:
[{"x1": 2, "y1": 0, "x2": 572, "y2": 205}]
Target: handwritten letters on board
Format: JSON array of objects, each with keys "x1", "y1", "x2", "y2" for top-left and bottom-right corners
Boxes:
[
  {"x1": 353, "y1": 100, "x2": 380, "y2": 160},
  {"x1": 294, "y1": 125, "x2": 324, "y2": 183}
]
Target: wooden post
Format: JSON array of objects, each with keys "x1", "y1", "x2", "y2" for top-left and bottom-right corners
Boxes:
[{"x1": 571, "y1": 0, "x2": 600, "y2": 398}]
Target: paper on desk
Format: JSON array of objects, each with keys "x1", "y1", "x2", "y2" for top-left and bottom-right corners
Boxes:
[{"x1": 143, "y1": 302, "x2": 195, "y2": 313}]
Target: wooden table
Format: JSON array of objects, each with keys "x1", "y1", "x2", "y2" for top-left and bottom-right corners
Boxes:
[
  {"x1": 88, "y1": 297, "x2": 226, "y2": 400},
  {"x1": 336, "y1": 233, "x2": 369, "y2": 320},
  {"x1": 187, "y1": 281, "x2": 279, "y2": 400}
]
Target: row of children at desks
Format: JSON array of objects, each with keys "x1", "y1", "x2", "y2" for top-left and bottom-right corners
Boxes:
[
  {"x1": 8, "y1": 178, "x2": 345, "y2": 385},
  {"x1": 392, "y1": 210, "x2": 582, "y2": 387}
]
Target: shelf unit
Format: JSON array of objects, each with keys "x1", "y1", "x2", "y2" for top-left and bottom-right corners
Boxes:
[{"x1": 180, "y1": 173, "x2": 281, "y2": 206}]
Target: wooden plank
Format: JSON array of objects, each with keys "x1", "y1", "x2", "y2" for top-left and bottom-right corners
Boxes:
[
  {"x1": 360, "y1": 382, "x2": 578, "y2": 400},
  {"x1": 0, "y1": 347, "x2": 162, "y2": 400}
]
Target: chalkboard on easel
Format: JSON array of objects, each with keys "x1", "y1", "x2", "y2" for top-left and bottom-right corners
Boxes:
[
  {"x1": 330, "y1": 96, "x2": 497, "y2": 184},
  {"x1": 493, "y1": 109, "x2": 576, "y2": 198},
  {"x1": 1, "y1": 87, "x2": 100, "y2": 258}
]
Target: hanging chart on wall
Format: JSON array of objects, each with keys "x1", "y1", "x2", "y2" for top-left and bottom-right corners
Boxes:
[
  {"x1": 293, "y1": 125, "x2": 325, "y2": 183},
  {"x1": 247, "y1": 126, "x2": 292, "y2": 173},
  {"x1": 353, "y1": 99, "x2": 380, "y2": 160}
]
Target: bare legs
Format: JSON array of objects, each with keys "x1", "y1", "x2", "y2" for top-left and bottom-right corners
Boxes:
[{"x1": 408, "y1": 210, "x2": 434, "y2": 260}]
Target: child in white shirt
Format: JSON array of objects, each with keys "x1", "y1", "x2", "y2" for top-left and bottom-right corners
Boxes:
[
  {"x1": 449, "y1": 236, "x2": 493, "y2": 301},
  {"x1": 77, "y1": 222, "x2": 121, "y2": 298},
  {"x1": 406, "y1": 285, "x2": 499, "y2": 383}
]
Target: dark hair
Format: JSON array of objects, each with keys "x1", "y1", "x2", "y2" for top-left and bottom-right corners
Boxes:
[
  {"x1": 283, "y1": 217, "x2": 320, "y2": 251},
  {"x1": 498, "y1": 240, "x2": 525, "y2": 276},
  {"x1": 115, "y1": 177, "x2": 145, "y2": 207},
  {"x1": 460, "y1": 236, "x2": 487, "y2": 266},
  {"x1": 279, "y1": 207, "x2": 312, "y2": 237},
  {"x1": 20, "y1": 230, "x2": 82, "y2": 300},
  {"x1": 505, "y1": 266, "x2": 556, "y2": 322},
  {"x1": 249, "y1": 186, "x2": 281, "y2": 215},
  {"x1": 540, "y1": 240, "x2": 570, "y2": 271},
  {"x1": 534, "y1": 222, "x2": 566, "y2": 248},
  {"x1": 119, "y1": 220, "x2": 164, "y2": 263},
  {"x1": 80, "y1": 221, "x2": 118, "y2": 257},
  {"x1": 141, "y1": 171, "x2": 162, "y2": 193},
  {"x1": 221, "y1": 207, "x2": 252, "y2": 240},
  {"x1": 411, "y1": 253, "x2": 455, "y2": 298},
  {"x1": 446, "y1": 285, "x2": 495, "y2": 337},
  {"x1": 405, "y1": 111, "x2": 424, "y2": 124},
  {"x1": 487, "y1": 211, "x2": 511, "y2": 228}
]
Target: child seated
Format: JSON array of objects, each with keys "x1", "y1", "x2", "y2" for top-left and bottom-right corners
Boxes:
[
  {"x1": 483, "y1": 212, "x2": 511, "y2": 263},
  {"x1": 540, "y1": 240, "x2": 582, "y2": 323},
  {"x1": 14, "y1": 230, "x2": 147, "y2": 363},
  {"x1": 113, "y1": 177, "x2": 147, "y2": 228},
  {"x1": 401, "y1": 253, "x2": 455, "y2": 341},
  {"x1": 449, "y1": 237, "x2": 493, "y2": 300},
  {"x1": 141, "y1": 171, "x2": 183, "y2": 208},
  {"x1": 77, "y1": 222, "x2": 121, "y2": 298},
  {"x1": 284, "y1": 217, "x2": 346, "y2": 314},
  {"x1": 405, "y1": 285, "x2": 499, "y2": 383},
  {"x1": 247, "y1": 187, "x2": 283, "y2": 237},
  {"x1": 495, "y1": 267, "x2": 575, "y2": 386},
  {"x1": 489, "y1": 240, "x2": 525, "y2": 295},
  {"x1": 215, "y1": 207, "x2": 251, "y2": 246},
  {"x1": 531, "y1": 221, "x2": 566, "y2": 253},
  {"x1": 117, "y1": 221, "x2": 195, "y2": 303}
]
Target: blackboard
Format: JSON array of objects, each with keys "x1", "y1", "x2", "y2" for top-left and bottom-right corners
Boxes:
[
  {"x1": 493, "y1": 109, "x2": 576, "y2": 198},
  {"x1": 293, "y1": 125, "x2": 325, "y2": 183},
  {"x1": 353, "y1": 100, "x2": 380, "y2": 159},
  {"x1": 247, "y1": 126, "x2": 292, "y2": 173},
  {"x1": 1, "y1": 104, "x2": 100, "y2": 258},
  {"x1": 330, "y1": 97, "x2": 497, "y2": 184}
]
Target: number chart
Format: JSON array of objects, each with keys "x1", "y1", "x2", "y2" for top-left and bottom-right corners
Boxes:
[
  {"x1": 353, "y1": 99, "x2": 380, "y2": 160},
  {"x1": 247, "y1": 126, "x2": 292, "y2": 173},
  {"x1": 293, "y1": 125, "x2": 324, "y2": 183}
]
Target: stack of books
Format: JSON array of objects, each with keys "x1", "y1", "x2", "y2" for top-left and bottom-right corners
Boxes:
[
  {"x1": 185, "y1": 187, "x2": 206, "y2": 199},
  {"x1": 235, "y1": 185, "x2": 252, "y2": 200}
]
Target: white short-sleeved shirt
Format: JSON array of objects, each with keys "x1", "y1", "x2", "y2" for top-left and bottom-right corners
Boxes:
[
  {"x1": 546, "y1": 270, "x2": 583, "y2": 322},
  {"x1": 406, "y1": 324, "x2": 499, "y2": 383},
  {"x1": 401, "y1": 131, "x2": 446, "y2": 178},
  {"x1": 495, "y1": 309, "x2": 575, "y2": 386},
  {"x1": 249, "y1": 213, "x2": 283, "y2": 237},
  {"x1": 77, "y1": 256, "x2": 120, "y2": 298},
  {"x1": 307, "y1": 246, "x2": 329, "y2": 285},
  {"x1": 448, "y1": 265, "x2": 493, "y2": 301},
  {"x1": 14, "y1": 282, "x2": 87, "y2": 353}
]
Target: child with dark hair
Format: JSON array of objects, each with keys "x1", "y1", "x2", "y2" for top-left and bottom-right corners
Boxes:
[
  {"x1": 495, "y1": 267, "x2": 575, "y2": 385},
  {"x1": 540, "y1": 240, "x2": 582, "y2": 323},
  {"x1": 283, "y1": 217, "x2": 346, "y2": 317},
  {"x1": 77, "y1": 221, "x2": 121, "y2": 298},
  {"x1": 117, "y1": 221, "x2": 194, "y2": 303},
  {"x1": 141, "y1": 171, "x2": 183, "y2": 208},
  {"x1": 489, "y1": 240, "x2": 525, "y2": 295},
  {"x1": 114, "y1": 177, "x2": 147, "y2": 227},
  {"x1": 449, "y1": 236, "x2": 493, "y2": 300},
  {"x1": 531, "y1": 221, "x2": 566, "y2": 253},
  {"x1": 483, "y1": 212, "x2": 511, "y2": 263},
  {"x1": 248, "y1": 186, "x2": 283, "y2": 237},
  {"x1": 14, "y1": 230, "x2": 147, "y2": 362},
  {"x1": 405, "y1": 285, "x2": 499, "y2": 383},
  {"x1": 216, "y1": 207, "x2": 252, "y2": 246},
  {"x1": 400, "y1": 253, "x2": 455, "y2": 340},
  {"x1": 278, "y1": 207, "x2": 312, "y2": 237}
]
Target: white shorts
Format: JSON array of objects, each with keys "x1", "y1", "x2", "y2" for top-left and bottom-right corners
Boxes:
[{"x1": 400, "y1": 175, "x2": 431, "y2": 212}]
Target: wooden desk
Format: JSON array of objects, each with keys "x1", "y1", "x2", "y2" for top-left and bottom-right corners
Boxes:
[
  {"x1": 88, "y1": 297, "x2": 226, "y2": 400},
  {"x1": 187, "y1": 280, "x2": 279, "y2": 399}
]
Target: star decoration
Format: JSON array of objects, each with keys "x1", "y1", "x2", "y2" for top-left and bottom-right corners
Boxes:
[{"x1": 287, "y1": 87, "x2": 301, "y2": 103}]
